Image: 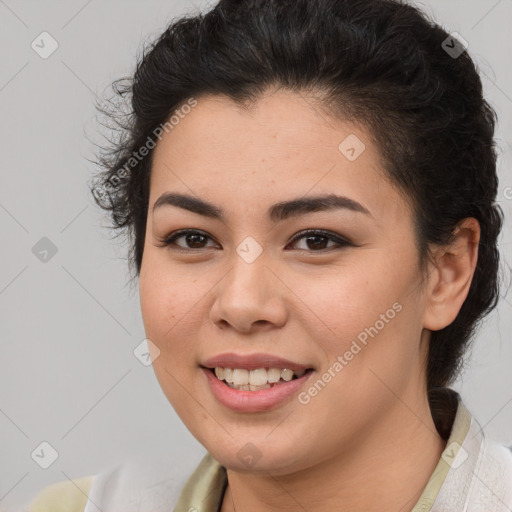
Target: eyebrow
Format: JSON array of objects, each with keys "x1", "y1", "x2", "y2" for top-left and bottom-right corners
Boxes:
[{"x1": 152, "y1": 192, "x2": 373, "y2": 222}]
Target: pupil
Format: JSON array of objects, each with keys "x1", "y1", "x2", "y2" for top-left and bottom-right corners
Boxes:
[
  {"x1": 188, "y1": 234, "x2": 206, "y2": 248},
  {"x1": 307, "y1": 235, "x2": 327, "y2": 250}
]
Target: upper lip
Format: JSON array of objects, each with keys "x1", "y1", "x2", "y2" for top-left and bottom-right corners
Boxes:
[{"x1": 201, "y1": 352, "x2": 313, "y2": 371}]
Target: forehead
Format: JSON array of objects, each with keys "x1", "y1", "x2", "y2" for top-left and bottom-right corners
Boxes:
[{"x1": 149, "y1": 90, "x2": 409, "y2": 223}]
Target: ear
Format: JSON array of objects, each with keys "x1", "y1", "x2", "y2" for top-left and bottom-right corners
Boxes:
[{"x1": 423, "y1": 218, "x2": 480, "y2": 331}]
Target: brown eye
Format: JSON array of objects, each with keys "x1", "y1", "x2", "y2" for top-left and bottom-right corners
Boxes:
[
  {"x1": 158, "y1": 230, "x2": 218, "y2": 250},
  {"x1": 287, "y1": 230, "x2": 352, "y2": 252}
]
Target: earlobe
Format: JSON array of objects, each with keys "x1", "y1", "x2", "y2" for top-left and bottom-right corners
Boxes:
[{"x1": 423, "y1": 218, "x2": 480, "y2": 331}]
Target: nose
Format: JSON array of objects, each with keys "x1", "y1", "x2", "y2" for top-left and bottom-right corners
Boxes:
[{"x1": 209, "y1": 252, "x2": 288, "y2": 334}]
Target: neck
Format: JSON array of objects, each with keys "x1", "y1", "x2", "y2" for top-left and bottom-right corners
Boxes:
[{"x1": 220, "y1": 389, "x2": 447, "y2": 512}]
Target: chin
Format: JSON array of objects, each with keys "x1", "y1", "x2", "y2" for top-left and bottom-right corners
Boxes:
[{"x1": 198, "y1": 433, "x2": 315, "y2": 476}]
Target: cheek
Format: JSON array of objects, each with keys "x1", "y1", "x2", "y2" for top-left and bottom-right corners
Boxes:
[
  {"x1": 139, "y1": 261, "x2": 205, "y2": 416},
  {"x1": 140, "y1": 251, "x2": 192, "y2": 324},
  {"x1": 296, "y1": 249, "x2": 422, "y2": 404},
  {"x1": 139, "y1": 252, "x2": 218, "y2": 367},
  {"x1": 294, "y1": 261, "x2": 407, "y2": 350}
]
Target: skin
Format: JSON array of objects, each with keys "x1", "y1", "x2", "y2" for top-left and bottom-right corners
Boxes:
[{"x1": 138, "y1": 88, "x2": 480, "y2": 512}]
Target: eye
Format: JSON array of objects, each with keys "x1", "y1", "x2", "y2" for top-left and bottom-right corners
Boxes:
[
  {"x1": 156, "y1": 229, "x2": 219, "y2": 251},
  {"x1": 156, "y1": 228, "x2": 353, "y2": 252},
  {"x1": 286, "y1": 229, "x2": 353, "y2": 252}
]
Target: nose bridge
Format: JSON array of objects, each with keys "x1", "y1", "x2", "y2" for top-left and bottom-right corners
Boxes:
[
  {"x1": 225, "y1": 239, "x2": 269, "y2": 300},
  {"x1": 211, "y1": 238, "x2": 287, "y2": 331}
]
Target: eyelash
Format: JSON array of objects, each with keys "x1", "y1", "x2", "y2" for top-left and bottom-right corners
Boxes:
[{"x1": 156, "y1": 229, "x2": 353, "y2": 253}]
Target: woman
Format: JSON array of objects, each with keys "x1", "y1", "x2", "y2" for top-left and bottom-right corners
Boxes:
[{"x1": 24, "y1": 0, "x2": 512, "y2": 510}]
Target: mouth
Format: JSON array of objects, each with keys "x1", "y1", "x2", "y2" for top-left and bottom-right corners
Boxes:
[
  {"x1": 199, "y1": 353, "x2": 315, "y2": 412},
  {"x1": 207, "y1": 366, "x2": 313, "y2": 391},
  {"x1": 200, "y1": 352, "x2": 314, "y2": 390}
]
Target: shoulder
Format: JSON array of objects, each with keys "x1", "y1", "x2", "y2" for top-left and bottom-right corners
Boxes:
[
  {"x1": 470, "y1": 437, "x2": 512, "y2": 506},
  {"x1": 482, "y1": 437, "x2": 512, "y2": 467},
  {"x1": 24, "y1": 475, "x2": 95, "y2": 512},
  {"x1": 483, "y1": 438, "x2": 512, "y2": 471}
]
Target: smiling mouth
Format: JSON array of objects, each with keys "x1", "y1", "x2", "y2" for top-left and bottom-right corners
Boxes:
[{"x1": 208, "y1": 367, "x2": 314, "y2": 391}]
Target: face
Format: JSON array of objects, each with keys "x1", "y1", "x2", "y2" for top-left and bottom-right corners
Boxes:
[{"x1": 139, "y1": 89, "x2": 431, "y2": 475}]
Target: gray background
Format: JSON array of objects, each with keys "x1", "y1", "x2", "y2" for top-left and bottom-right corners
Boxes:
[{"x1": 1, "y1": 0, "x2": 511, "y2": 510}]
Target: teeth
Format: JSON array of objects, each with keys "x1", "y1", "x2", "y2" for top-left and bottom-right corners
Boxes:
[
  {"x1": 226, "y1": 382, "x2": 272, "y2": 391},
  {"x1": 250, "y1": 383, "x2": 271, "y2": 391},
  {"x1": 232, "y1": 369, "x2": 249, "y2": 386},
  {"x1": 249, "y1": 368, "x2": 268, "y2": 386},
  {"x1": 267, "y1": 368, "x2": 281, "y2": 383},
  {"x1": 224, "y1": 368, "x2": 234, "y2": 383},
  {"x1": 281, "y1": 369, "x2": 294, "y2": 381},
  {"x1": 213, "y1": 366, "x2": 308, "y2": 389}
]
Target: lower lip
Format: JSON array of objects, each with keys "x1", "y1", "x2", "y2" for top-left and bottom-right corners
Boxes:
[{"x1": 202, "y1": 368, "x2": 313, "y2": 413}]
